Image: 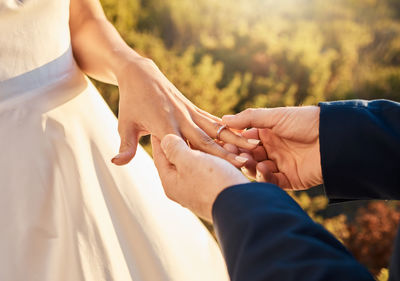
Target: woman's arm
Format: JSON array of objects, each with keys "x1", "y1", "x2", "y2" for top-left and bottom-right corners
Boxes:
[
  {"x1": 69, "y1": 0, "x2": 137, "y2": 85},
  {"x1": 69, "y1": 0, "x2": 259, "y2": 165}
]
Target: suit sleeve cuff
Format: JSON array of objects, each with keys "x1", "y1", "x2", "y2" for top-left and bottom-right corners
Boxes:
[{"x1": 319, "y1": 100, "x2": 400, "y2": 201}]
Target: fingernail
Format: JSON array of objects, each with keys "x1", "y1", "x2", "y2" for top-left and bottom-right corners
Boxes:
[
  {"x1": 248, "y1": 139, "x2": 260, "y2": 145},
  {"x1": 223, "y1": 115, "x2": 235, "y2": 120},
  {"x1": 111, "y1": 153, "x2": 122, "y2": 163},
  {"x1": 235, "y1": 156, "x2": 248, "y2": 163}
]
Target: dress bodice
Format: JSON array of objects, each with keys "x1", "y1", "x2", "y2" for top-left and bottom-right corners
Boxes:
[{"x1": 0, "y1": 0, "x2": 71, "y2": 81}]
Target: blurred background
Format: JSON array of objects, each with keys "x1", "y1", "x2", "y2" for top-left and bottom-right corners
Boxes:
[{"x1": 96, "y1": 0, "x2": 400, "y2": 279}]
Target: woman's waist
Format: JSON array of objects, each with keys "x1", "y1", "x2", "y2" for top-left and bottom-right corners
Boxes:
[{"x1": 0, "y1": 47, "x2": 89, "y2": 112}]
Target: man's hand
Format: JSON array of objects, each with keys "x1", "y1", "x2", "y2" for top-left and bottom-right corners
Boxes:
[
  {"x1": 222, "y1": 106, "x2": 323, "y2": 190},
  {"x1": 152, "y1": 134, "x2": 249, "y2": 222}
]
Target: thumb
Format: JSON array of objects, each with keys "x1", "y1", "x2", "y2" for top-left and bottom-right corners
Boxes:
[
  {"x1": 112, "y1": 126, "x2": 140, "y2": 166},
  {"x1": 161, "y1": 134, "x2": 191, "y2": 168},
  {"x1": 222, "y1": 108, "x2": 283, "y2": 130}
]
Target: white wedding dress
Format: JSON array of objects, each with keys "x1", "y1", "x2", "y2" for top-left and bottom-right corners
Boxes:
[{"x1": 0, "y1": 1, "x2": 229, "y2": 280}]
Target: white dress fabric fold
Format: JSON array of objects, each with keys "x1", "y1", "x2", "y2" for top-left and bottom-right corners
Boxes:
[{"x1": 0, "y1": 1, "x2": 229, "y2": 280}]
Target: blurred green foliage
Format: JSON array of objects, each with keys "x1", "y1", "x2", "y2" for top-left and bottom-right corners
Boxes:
[
  {"x1": 97, "y1": 0, "x2": 400, "y2": 278},
  {"x1": 98, "y1": 0, "x2": 400, "y2": 118}
]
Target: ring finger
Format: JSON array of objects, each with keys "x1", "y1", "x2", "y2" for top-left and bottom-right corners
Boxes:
[
  {"x1": 194, "y1": 115, "x2": 260, "y2": 150},
  {"x1": 182, "y1": 121, "x2": 248, "y2": 167}
]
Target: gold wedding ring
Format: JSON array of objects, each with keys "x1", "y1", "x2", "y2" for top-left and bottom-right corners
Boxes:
[{"x1": 216, "y1": 124, "x2": 227, "y2": 140}]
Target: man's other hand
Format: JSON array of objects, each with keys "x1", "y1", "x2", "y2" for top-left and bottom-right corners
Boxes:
[
  {"x1": 152, "y1": 134, "x2": 249, "y2": 222},
  {"x1": 223, "y1": 106, "x2": 323, "y2": 191}
]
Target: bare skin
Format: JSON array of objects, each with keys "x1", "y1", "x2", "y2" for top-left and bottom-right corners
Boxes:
[
  {"x1": 69, "y1": 0, "x2": 258, "y2": 167},
  {"x1": 152, "y1": 134, "x2": 249, "y2": 222},
  {"x1": 222, "y1": 106, "x2": 323, "y2": 190},
  {"x1": 151, "y1": 107, "x2": 324, "y2": 222}
]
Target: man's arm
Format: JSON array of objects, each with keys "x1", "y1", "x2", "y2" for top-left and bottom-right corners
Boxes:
[
  {"x1": 319, "y1": 100, "x2": 400, "y2": 201},
  {"x1": 152, "y1": 134, "x2": 375, "y2": 281},
  {"x1": 212, "y1": 183, "x2": 374, "y2": 281}
]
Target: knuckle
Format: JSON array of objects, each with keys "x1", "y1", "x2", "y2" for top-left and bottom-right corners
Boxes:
[
  {"x1": 242, "y1": 108, "x2": 255, "y2": 119},
  {"x1": 212, "y1": 122, "x2": 222, "y2": 131},
  {"x1": 140, "y1": 57, "x2": 154, "y2": 65},
  {"x1": 164, "y1": 190, "x2": 175, "y2": 201},
  {"x1": 145, "y1": 58, "x2": 158, "y2": 69},
  {"x1": 243, "y1": 108, "x2": 254, "y2": 115},
  {"x1": 198, "y1": 133, "x2": 215, "y2": 147}
]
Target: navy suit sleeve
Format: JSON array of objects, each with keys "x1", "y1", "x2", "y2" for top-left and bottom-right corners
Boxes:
[
  {"x1": 319, "y1": 99, "x2": 400, "y2": 200},
  {"x1": 212, "y1": 183, "x2": 374, "y2": 281},
  {"x1": 211, "y1": 99, "x2": 399, "y2": 281}
]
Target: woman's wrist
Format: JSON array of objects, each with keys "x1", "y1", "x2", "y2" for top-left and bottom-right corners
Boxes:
[{"x1": 111, "y1": 48, "x2": 147, "y2": 81}]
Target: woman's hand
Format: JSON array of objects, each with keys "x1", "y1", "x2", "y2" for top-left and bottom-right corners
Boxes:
[
  {"x1": 222, "y1": 106, "x2": 323, "y2": 190},
  {"x1": 152, "y1": 134, "x2": 249, "y2": 222},
  {"x1": 69, "y1": 0, "x2": 258, "y2": 167},
  {"x1": 112, "y1": 56, "x2": 258, "y2": 166}
]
